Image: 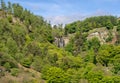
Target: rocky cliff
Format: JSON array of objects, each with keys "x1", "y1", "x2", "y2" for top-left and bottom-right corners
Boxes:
[{"x1": 87, "y1": 27, "x2": 117, "y2": 44}]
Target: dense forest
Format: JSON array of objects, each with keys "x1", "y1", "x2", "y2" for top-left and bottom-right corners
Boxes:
[{"x1": 0, "y1": 0, "x2": 120, "y2": 83}]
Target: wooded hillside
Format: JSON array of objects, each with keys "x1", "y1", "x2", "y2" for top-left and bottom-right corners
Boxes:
[{"x1": 0, "y1": 0, "x2": 120, "y2": 83}]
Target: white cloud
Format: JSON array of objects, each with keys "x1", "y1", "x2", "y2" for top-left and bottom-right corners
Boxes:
[
  {"x1": 8, "y1": 0, "x2": 119, "y2": 26},
  {"x1": 45, "y1": 14, "x2": 85, "y2": 26},
  {"x1": 45, "y1": 11, "x2": 111, "y2": 26}
]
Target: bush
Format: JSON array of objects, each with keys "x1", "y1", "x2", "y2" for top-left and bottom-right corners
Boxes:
[
  {"x1": 65, "y1": 43, "x2": 74, "y2": 53},
  {"x1": 7, "y1": 15, "x2": 12, "y2": 23},
  {"x1": 21, "y1": 58, "x2": 32, "y2": 68},
  {"x1": 106, "y1": 32, "x2": 113, "y2": 42},
  {"x1": 42, "y1": 67, "x2": 70, "y2": 83},
  {"x1": 11, "y1": 68, "x2": 19, "y2": 76},
  {"x1": 3, "y1": 62, "x2": 11, "y2": 71},
  {"x1": 0, "y1": 71, "x2": 5, "y2": 78},
  {"x1": 31, "y1": 56, "x2": 44, "y2": 72},
  {"x1": 85, "y1": 71, "x2": 103, "y2": 83}
]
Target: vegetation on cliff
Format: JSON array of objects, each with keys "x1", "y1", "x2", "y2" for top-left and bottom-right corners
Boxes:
[{"x1": 0, "y1": 0, "x2": 120, "y2": 83}]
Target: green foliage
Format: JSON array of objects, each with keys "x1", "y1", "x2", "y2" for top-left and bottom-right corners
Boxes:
[
  {"x1": 85, "y1": 71, "x2": 103, "y2": 83},
  {"x1": 11, "y1": 68, "x2": 19, "y2": 76},
  {"x1": 7, "y1": 1, "x2": 12, "y2": 13},
  {"x1": 31, "y1": 56, "x2": 44, "y2": 72},
  {"x1": 65, "y1": 21, "x2": 77, "y2": 34},
  {"x1": 73, "y1": 32, "x2": 83, "y2": 54},
  {"x1": 101, "y1": 76, "x2": 120, "y2": 83},
  {"x1": 12, "y1": 3, "x2": 23, "y2": 17},
  {"x1": 106, "y1": 31, "x2": 113, "y2": 42},
  {"x1": 112, "y1": 62, "x2": 120, "y2": 74},
  {"x1": 65, "y1": 42, "x2": 74, "y2": 53},
  {"x1": 116, "y1": 24, "x2": 120, "y2": 44},
  {"x1": 26, "y1": 42, "x2": 41, "y2": 56},
  {"x1": 10, "y1": 24, "x2": 27, "y2": 47},
  {"x1": 67, "y1": 68, "x2": 84, "y2": 83},
  {"x1": 98, "y1": 50, "x2": 110, "y2": 66},
  {"x1": 97, "y1": 45, "x2": 120, "y2": 71},
  {"x1": 97, "y1": 45, "x2": 113, "y2": 66},
  {"x1": 87, "y1": 37, "x2": 100, "y2": 51},
  {"x1": 111, "y1": 53, "x2": 120, "y2": 74},
  {"x1": 112, "y1": 76, "x2": 120, "y2": 83},
  {"x1": 14, "y1": 53, "x2": 24, "y2": 62},
  {"x1": 3, "y1": 62, "x2": 11, "y2": 71},
  {"x1": 6, "y1": 38, "x2": 18, "y2": 55},
  {"x1": 84, "y1": 49, "x2": 95, "y2": 63},
  {"x1": 0, "y1": 53, "x2": 18, "y2": 69},
  {"x1": 47, "y1": 35, "x2": 54, "y2": 43},
  {"x1": 52, "y1": 24, "x2": 64, "y2": 37},
  {"x1": 65, "y1": 16, "x2": 117, "y2": 34},
  {"x1": 87, "y1": 37, "x2": 100, "y2": 64},
  {"x1": 57, "y1": 56, "x2": 83, "y2": 70},
  {"x1": 21, "y1": 57, "x2": 32, "y2": 68},
  {"x1": 106, "y1": 21, "x2": 114, "y2": 30},
  {"x1": 117, "y1": 24, "x2": 120, "y2": 31},
  {"x1": 0, "y1": 1, "x2": 120, "y2": 83},
  {"x1": 1, "y1": 0, "x2": 6, "y2": 10},
  {"x1": 42, "y1": 67, "x2": 70, "y2": 83},
  {"x1": 47, "y1": 53, "x2": 58, "y2": 65},
  {"x1": 7, "y1": 15, "x2": 12, "y2": 23}
]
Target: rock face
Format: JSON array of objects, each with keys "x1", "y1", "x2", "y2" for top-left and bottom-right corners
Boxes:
[
  {"x1": 54, "y1": 37, "x2": 65, "y2": 47},
  {"x1": 116, "y1": 34, "x2": 120, "y2": 44},
  {"x1": 87, "y1": 27, "x2": 117, "y2": 44},
  {"x1": 87, "y1": 31, "x2": 108, "y2": 44},
  {"x1": 54, "y1": 37, "x2": 69, "y2": 47},
  {"x1": 63, "y1": 37, "x2": 69, "y2": 46}
]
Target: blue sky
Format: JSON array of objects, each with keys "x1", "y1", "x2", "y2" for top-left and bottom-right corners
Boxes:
[{"x1": 5, "y1": 0, "x2": 120, "y2": 25}]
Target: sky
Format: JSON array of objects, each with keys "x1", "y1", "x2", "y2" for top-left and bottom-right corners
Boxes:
[{"x1": 5, "y1": 0, "x2": 120, "y2": 25}]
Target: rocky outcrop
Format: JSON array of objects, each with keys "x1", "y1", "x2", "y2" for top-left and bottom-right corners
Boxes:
[
  {"x1": 54, "y1": 37, "x2": 69, "y2": 47},
  {"x1": 87, "y1": 27, "x2": 117, "y2": 44},
  {"x1": 116, "y1": 34, "x2": 120, "y2": 43},
  {"x1": 63, "y1": 37, "x2": 69, "y2": 45},
  {"x1": 54, "y1": 37, "x2": 65, "y2": 47}
]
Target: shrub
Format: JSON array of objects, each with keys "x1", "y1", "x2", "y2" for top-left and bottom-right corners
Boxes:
[
  {"x1": 106, "y1": 32, "x2": 113, "y2": 42},
  {"x1": 7, "y1": 15, "x2": 12, "y2": 23},
  {"x1": 3, "y1": 62, "x2": 11, "y2": 71},
  {"x1": 42, "y1": 67, "x2": 70, "y2": 83},
  {"x1": 21, "y1": 58, "x2": 32, "y2": 68},
  {"x1": 11, "y1": 68, "x2": 19, "y2": 76}
]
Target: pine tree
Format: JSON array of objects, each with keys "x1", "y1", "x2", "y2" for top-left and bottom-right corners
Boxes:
[
  {"x1": 1, "y1": 0, "x2": 6, "y2": 10},
  {"x1": 7, "y1": 1, "x2": 12, "y2": 13},
  {"x1": 12, "y1": 3, "x2": 23, "y2": 17}
]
